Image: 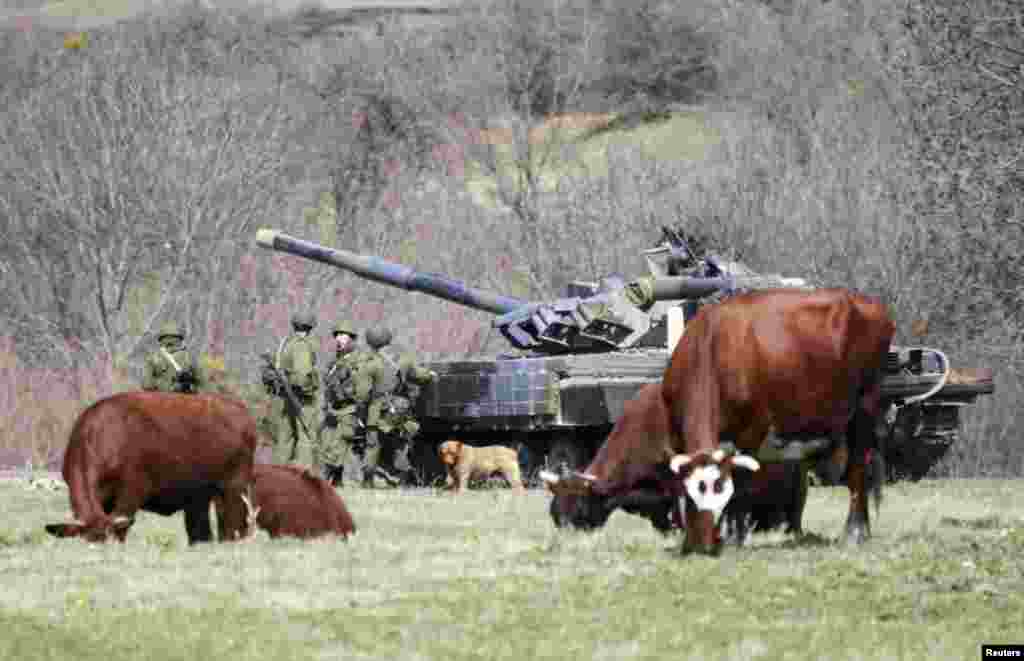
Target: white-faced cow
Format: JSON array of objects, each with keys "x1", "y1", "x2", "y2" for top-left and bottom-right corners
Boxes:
[
  {"x1": 45, "y1": 392, "x2": 257, "y2": 544},
  {"x1": 661, "y1": 288, "x2": 894, "y2": 554}
]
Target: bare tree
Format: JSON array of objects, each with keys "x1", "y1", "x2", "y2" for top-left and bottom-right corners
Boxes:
[{"x1": 0, "y1": 27, "x2": 291, "y2": 372}]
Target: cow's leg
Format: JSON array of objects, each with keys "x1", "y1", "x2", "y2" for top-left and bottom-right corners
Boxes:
[
  {"x1": 670, "y1": 499, "x2": 684, "y2": 531},
  {"x1": 723, "y1": 422, "x2": 770, "y2": 549},
  {"x1": 682, "y1": 509, "x2": 721, "y2": 556},
  {"x1": 722, "y1": 505, "x2": 752, "y2": 547},
  {"x1": 843, "y1": 408, "x2": 876, "y2": 545},
  {"x1": 788, "y1": 462, "x2": 809, "y2": 535},
  {"x1": 212, "y1": 496, "x2": 227, "y2": 541},
  {"x1": 184, "y1": 499, "x2": 215, "y2": 544},
  {"x1": 845, "y1": 462, "x2": 869, "y2": 544}
]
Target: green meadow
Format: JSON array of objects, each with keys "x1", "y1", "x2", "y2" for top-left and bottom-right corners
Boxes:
[{"x1": 2, "y1": 479, "x2": 1021, "y2": 660}]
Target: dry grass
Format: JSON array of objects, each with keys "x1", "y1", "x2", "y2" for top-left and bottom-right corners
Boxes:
[{"x1": 1, "y1": 478, "x2": 1022, "y2": 660}]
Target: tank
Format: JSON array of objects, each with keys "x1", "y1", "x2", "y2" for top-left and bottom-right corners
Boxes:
[{"x1": 255, "y1": 227, "x2": 995, "y2": 484}]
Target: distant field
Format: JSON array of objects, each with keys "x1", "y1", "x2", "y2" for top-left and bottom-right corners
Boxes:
[
  {"x1": 1, "y1": 478, "x2": 1021, "y2": 660},
  {"x1": 465, "y1": 112, "x2": 720, "y2": 208},
  {"x1": 0, "y1": 0, "x2": 462, "y2": 27}
]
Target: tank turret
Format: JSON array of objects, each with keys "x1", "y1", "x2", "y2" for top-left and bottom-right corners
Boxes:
[{"x1": 255, "y1": 228, "x2": 806, "y2": 353}]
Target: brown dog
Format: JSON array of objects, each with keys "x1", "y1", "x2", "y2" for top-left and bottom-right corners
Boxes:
[{"x1": 438, "y1": 440, "x2": 524, "y2": 494}]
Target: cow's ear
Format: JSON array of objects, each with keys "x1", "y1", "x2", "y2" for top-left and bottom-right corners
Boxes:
[
  {"x1": 730, "y1": 454, "x2": 761, "y2": 473},
  {"x1": 539, "y1": 469, "x2": 561, "y2": 492},
  {"x1": 45, "y1": 522, "x2": 85, "y2": 538},
  {"x1": 111, "y1": 515, "x2": 134, "y2": 532},
  {"x1": 669, "y1": 454, "x2": 692, "y2": 474}
]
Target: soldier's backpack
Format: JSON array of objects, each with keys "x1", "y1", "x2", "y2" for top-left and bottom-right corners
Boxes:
[
  {"x1": 277, "y1": 335, "x2": 319, "y2": 396},
  {"x1": 373, "y1": 351, "x2": 412, "y2": 416}
]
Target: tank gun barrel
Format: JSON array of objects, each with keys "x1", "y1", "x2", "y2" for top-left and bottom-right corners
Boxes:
[
  {"x1": 648, "y1": 276, "x2": 733, "y2": 301},
  {"x1": 647, "y1": 274, "x2": 809, "y2": 301},
  {"x1": 256, "y1": 229, "x2": 527, "y2": 315}
]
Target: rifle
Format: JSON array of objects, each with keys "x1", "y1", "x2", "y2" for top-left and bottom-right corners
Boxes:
[
  {"x1": 259, "y1": 352, "x2": 313, "y2": 439},
  {"x1": 376, "y1": 350, "x2": 404, "y2": 416},
  {"x1": 159, "y1": 346, "x2": 199, "y2": 393}
]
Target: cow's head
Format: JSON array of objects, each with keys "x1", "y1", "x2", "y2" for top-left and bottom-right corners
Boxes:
[
  {"x1": 540, "y1": 464, "x2": 613, "y2": 531},
  {"x1": 45, "y1": 515, "x2": 135, "y2": 543},
  {"x1": 668, "y1": 448, "x2": 760, "y2": 556}
]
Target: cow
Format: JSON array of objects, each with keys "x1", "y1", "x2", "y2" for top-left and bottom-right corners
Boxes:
[
  {"x1": 545, "y1": 382, "x2": 684, "y2": 533},
  {"x1": 661, "y1": 288, "x2": 894, "y2": 554},
  {"x1": 238, "y1": 463, "x2": 355, "y2": 539},
  {"x1": 544, "y1": 382, "x2": 778, "y2": 539},
  {"x1": 45, "y1": 392, "x2": 257, "y2": 544}
]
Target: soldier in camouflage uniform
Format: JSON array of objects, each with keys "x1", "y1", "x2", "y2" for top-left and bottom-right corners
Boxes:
[
  {"x1": 317, "y1": 321, "x2": 370, "y2": 487},
  {"x1": 265, "y1": 311, "x2": 320, "y2": 468},
  {"x1": 358, "y1": 327, "x2": 437, "y2": 487},
  {"x1": 143, "y1": 321, "x2": 206, "y2": 393}
]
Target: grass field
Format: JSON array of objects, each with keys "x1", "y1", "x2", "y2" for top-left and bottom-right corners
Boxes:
[{"x1": 1, "y1": 478, "x2": 1022, "y2": 660}]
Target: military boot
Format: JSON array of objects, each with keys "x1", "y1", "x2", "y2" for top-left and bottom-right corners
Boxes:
[
  {"x1": 323, "y1": 463, "x2": 344, "y2": 487},
  {"x1": 375, "y1": 466, "x2": 401, "y2": 487}
]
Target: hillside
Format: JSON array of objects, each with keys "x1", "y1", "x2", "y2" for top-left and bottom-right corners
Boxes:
[{"x1": 0, "y1": 0, "x2": 1020, "y2": 475}]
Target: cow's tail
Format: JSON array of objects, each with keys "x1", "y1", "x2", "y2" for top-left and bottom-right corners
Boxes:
[
  {"x1": 64, "y1": 419, "x2": 109, "y2": 529},
  {"x1": 870, "y1": 439, "x2": 884, "y2": 515},
  {"x1": 855, "y1": 375, "x2": 887, "y2": 517}
]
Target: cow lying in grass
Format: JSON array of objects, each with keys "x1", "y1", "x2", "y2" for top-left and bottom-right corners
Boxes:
[{"x1": 228, "y1": 463, "x2": 355, "y2": 540}]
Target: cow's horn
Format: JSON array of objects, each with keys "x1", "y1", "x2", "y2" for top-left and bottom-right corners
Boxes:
[
  {"x1": 669, "y1": 454, "x2": 692, "y2": 474},
  {"x1": 578, "y1": 472, "x2": 597, "y2": 482},
  {"x1": 731, "y1": 454, "x2": 761, "y2": 472},
  {"x1": 711, "y1": 448, "x2": 725, "y2": 462},
  {"x1": 538, "y1": 470, "x2": 561, "y2": 485},
  {"x1": 112, "y1": 515, "x2": 133, "y2": 525}
]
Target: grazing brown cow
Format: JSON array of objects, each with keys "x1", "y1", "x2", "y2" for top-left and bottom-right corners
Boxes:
[
  {"x1": 438, "y1": 440, "x2": 524, "y2": 494},
  {"x1": 45, "y1": 392, "x2": 257, "y2": 544},
  {"x1": 662, "y1": 288, "x2": 894, "y2": 554},
  {"x1": 543, "y1": 383, "x2": 764, "y2": 536},
  {"x1": 240, "y1": 463, "x2": 355, "y2": 539}
]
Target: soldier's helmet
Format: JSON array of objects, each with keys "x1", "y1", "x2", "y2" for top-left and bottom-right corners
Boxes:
[
  {"x1": 158, "y1": 321, "x2": 184, "y2": 340},
  {"x1": 291, "y1": 311, "x2": 317, "y2": 330},
  {"x1": 333, "y1": 321, "x2": 358, "y2": 338},
  {"x1": 365, "y1": 327, "x2": 393, "y2": 349}
]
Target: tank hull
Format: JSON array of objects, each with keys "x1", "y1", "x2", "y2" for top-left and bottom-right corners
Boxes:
[{"x1": 408, "y1": 348, "x2": 995, "y2": 485}]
